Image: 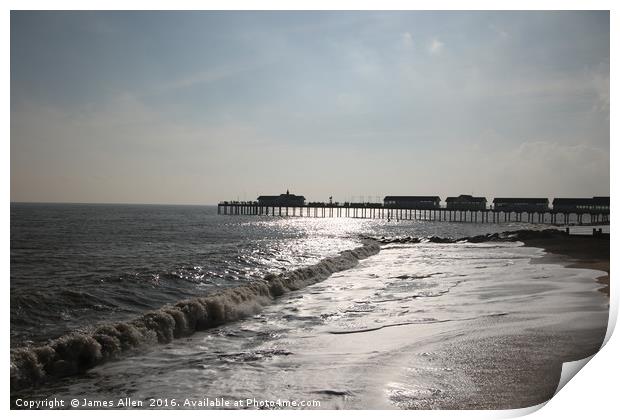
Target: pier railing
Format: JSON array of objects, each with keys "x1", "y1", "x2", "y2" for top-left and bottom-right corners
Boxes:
[{"x1": 217, "y1": 202, "x2": 609, "y2": 225}]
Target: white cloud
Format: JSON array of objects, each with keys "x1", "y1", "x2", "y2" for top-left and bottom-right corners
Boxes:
[
  {"x1": 589, "y1": 64, "x2": 610, "y2": 115},
  {"x1": 489, "y1": 24, "x2": 509, "y2": 39},
  {"x1": 155, "y1": 55, "x2": 275, "y2": 92},
  {"x1": 157, "y1": 65, "x2": 248, "y2": 91},
  {"x1": 428, "y1": 38, "x2": 444, "y2": 54},
  {"x1": 401, "y1": 32, "x2": 413, "y2": 48}
]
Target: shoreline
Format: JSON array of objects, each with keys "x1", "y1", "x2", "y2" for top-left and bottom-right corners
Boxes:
[
  {"x1": 9, "y1": 229, "x2": 611, "y2": 408},
  {"x1": 521, "y1": 234, "x2": 610, "y2": 297}
]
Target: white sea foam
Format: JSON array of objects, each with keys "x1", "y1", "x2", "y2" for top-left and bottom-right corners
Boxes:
[{"x1": 10, "y1": 242, "x2": 380, "y2": 391}]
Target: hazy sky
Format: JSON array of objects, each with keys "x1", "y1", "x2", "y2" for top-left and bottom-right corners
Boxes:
[{"x1": 11, "y1": 11, "x2": 610, "y2": 204}]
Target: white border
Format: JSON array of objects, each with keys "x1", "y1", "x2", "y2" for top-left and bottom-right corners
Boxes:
[{"x1": 4, "y1": 2, "x2": 616, "y2": 420}]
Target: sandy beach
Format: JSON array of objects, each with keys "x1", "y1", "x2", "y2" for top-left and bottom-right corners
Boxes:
[
  {"x1": 381, "y1": 233, "x2": 612, "y2": 409},
  {"x1": 522, "y1": 232, "x2": 610, "y2": 297}
]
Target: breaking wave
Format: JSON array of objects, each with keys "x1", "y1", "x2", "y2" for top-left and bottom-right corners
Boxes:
[
  {"x1": 374, "y1": 228, "x2": 568, "y2": 245},
  {"x1": 10, "y1": 241, "x2": 380, "y2": 392}
]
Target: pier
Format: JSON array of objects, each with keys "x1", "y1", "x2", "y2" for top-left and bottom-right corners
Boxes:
[{"x1": 217, "y1": 194, "x2": 609, "y2": 225}]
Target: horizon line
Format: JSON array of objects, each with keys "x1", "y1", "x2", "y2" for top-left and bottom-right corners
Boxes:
[{"x1": 10, "y1": 201, "x2": 218, "y2": 207}]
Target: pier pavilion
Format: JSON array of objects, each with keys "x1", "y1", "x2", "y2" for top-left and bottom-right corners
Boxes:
[{"x1": 446, "y1": 195, "x2": 487, "y2": 211}]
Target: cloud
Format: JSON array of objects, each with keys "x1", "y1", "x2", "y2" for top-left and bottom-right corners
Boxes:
[
  {"x1": 156, "y1": 65, "x2": 250, "y2": 92},
  {"x1": 495, "y1": 141, "x2": 608, "y2": 196},
  {"x1": 434, "y1": 138, "x2": 609, "y2": 198},
  {"x1": 401, "y1": 32, "x2": 413, "y2": 48},
  {"x1": 428, "y1": 38, "x2": 444, "y2": 54},
  {"x1": 589, "y1": 64, "x2": 610, "y2": 115},
  {"x1": 10, "y1": 12, "x2": 610, "y2": 204},
  {"x1": 489, "y1": 24, "x2": 509, "y2": 39},
  {"x1": 155, "y1": 55, "x2": 275, "y2": 93}
]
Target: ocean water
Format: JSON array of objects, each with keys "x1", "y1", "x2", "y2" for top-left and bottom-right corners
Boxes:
[{"x1": 10, "y1": 203, "x2": 609, "y2": 409}]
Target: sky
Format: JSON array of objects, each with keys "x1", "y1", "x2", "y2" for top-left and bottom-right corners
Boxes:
[{"x1": 10, "y1": 11, "x2": 610, "y2": 204}]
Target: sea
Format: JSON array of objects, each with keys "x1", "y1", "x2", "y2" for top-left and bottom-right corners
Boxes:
[{"x1": 10, "y1": 203, "x2": 609, "y2": 409}]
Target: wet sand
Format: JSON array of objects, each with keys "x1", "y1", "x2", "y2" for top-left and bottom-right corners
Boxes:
[
  {"x1": 378, "y1": 233, "x2": 611, "y2": 409},
  {"x1": 522, "y1": 233, "x2": 610, "y2": 297},
  {"x1": 386, "y1": 236, "x2": 611, "y2": 410}
]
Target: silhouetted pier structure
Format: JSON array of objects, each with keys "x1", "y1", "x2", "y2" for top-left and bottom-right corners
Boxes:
[{"x1": 217, "y1": 194, "x2": 609, "y2": 225}]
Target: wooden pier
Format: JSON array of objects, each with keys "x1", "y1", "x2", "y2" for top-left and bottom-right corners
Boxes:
[{"x1": 217, "y1": 202, "x2": 609, "y2": 225}]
